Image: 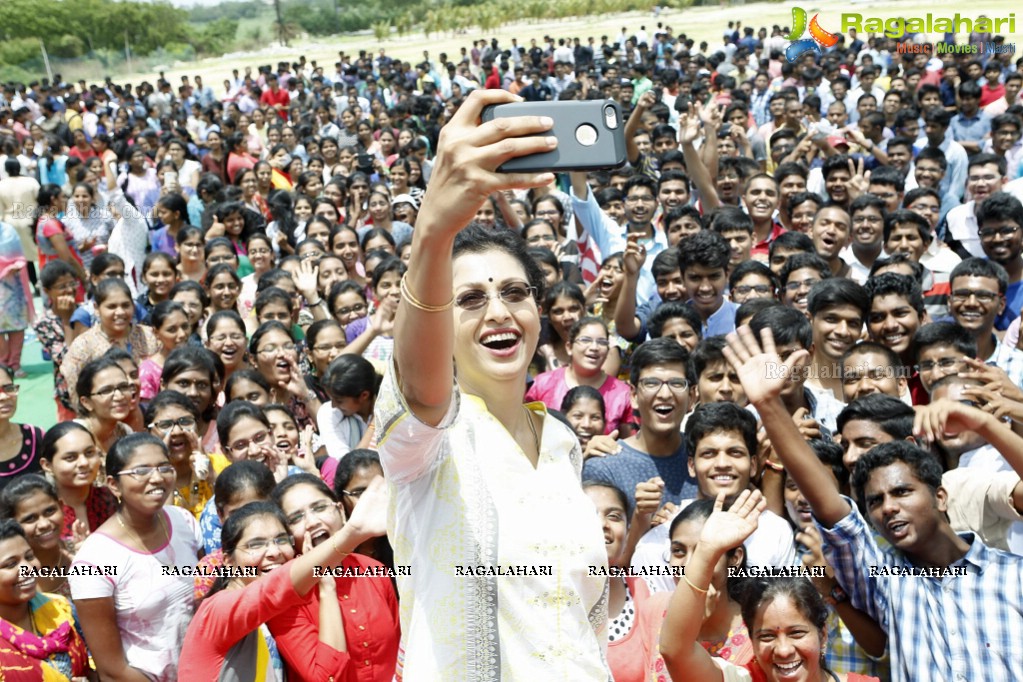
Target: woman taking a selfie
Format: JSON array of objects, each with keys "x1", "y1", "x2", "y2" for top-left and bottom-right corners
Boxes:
[{"x1": 375, "y1": 90, "x2": 608, "y2": 679}]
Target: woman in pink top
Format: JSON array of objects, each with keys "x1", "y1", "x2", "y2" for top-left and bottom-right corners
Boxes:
[{"x1": 525, "y1": 316, "x2": 634, "y2": 434}]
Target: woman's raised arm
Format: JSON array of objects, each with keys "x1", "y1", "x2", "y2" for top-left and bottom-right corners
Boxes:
[{"x1": 394, "y1": 90, "x2": 556, "y2": 426}]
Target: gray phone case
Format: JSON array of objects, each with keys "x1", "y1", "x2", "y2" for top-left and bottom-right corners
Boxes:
[{"x1": 481, "y1": 100, "x2": 628, "y2": 173}]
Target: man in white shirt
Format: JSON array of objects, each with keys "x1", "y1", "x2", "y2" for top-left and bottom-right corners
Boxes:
[{"x1": 945, "y1": 154, "x2": 1007, "y2": 258}]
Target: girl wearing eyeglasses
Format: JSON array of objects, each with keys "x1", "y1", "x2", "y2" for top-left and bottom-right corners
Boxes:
[
  {"x1": 72, "y1": 357, "x2": 134, "y2": 455},
  {"x1": 0, "y1": 364, "x2": 44, "y2": 493},
  {"x1": 145, "y1": 390, "x2": 215, "y2": 519},
  {"x1": 526, "y1": 316, "x2": 634, "y2": 436},
  {"x1": 267, "y1": 474, "x2": 399, "y2": 681},
  {"x1": 180, "y1": 478, "x2": 390, "y2": 681},
  {"x1": 61, "y1": 278, "x2": 160, "y2": 409},
  {"x1": 36, "y1": 421, "x2": 116, "y2": 541},
  {"x1": 250, "y1": 322, "x2": 323, "y2": 431},
  {"x1": 70, "y1": 433, "x2": 201, "y2": 682},
  {"x1": 378, "y1": 90, "x2": 609, "y2": 679}
]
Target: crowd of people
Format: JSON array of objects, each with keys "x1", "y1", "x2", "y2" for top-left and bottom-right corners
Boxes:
[{"x1": 0, "y1": 14, "x2": 1021, "y2": 682}]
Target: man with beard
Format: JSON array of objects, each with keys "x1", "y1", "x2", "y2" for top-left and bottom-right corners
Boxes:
[
  {"x1": 726, "y1": 328, "x2": 1023, "y2": 681},
  {"x1": 975, "y1": 193, "x2": 1023, "y2": 330}
]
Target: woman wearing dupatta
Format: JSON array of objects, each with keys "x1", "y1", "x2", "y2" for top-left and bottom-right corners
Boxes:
[{"x1": 0, "y1": 520, "x2": 91, "y2": 681}]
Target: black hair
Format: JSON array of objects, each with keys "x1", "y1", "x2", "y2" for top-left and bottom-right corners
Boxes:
[
  {"x1": 306, "y1": 319, "x2": 345, "y2": 353},
  {"x1": 0, "y1": 519, "x2": 27, "y2": 544},
  {"x1": 778, "y1": 252, "x2": 831, "y2": 287},
  {"x1": 255, "y1": 287, "x2": 294, "y2": 317},
  {"x1": 911, "y1": 321, "x2": 978, "y2": 364},
  {"x1": 851, "y1": 440, "x2": 943, "y2": 509},
  {"x1": 370, "y1": 256, "x2": 406, "y2": 290},
  {"x1": 849, "y1": 193, "x2": 887, "y2": 218},
  {"x1": 0, "y1": 474, "x2": 60, "y2": 521},
  {"x1": 248, "y1": 320, "x2": 294, "y2": 357},
  {"x1": 75, "y1": 357, "x2": 127, "y2": 415},
  {"x1": 882, "y1": 209, "x2": 932, "y2": 245},
  {"x1": 204, "y1": 262, "x2": 242, "y2": 290},
  {"x1": 651, "y1": 247, "x2": 682, "y2": 280},
  {"x1": 39, "y1": 260, "x2": 80, "y2": 290},
  {"x1": 453, "y1": 224, "x2": 546, "y2": 302},
  {"x1": 629, "y1": 337, "x2": 690, "y2": 386},
  {"x1": 685, "y1": 401, "x2": 758, "y2": 460},
  {"x1": 805, "y1": 439, "x2": 848, "y2": 490},
  {"x1": 225, "y1": 368, "x2": 272, "y2": 402},
  {"x1": 864, "y1": 272, "x2": 925, "y2": 314},
  {"x1": 106, "y1": 433, "x2": 168, "y2": 479},
  {"x1": 708, "y1": 206, "x2": 754, "y2": 235},
  {"x1": 216, "y1": 400, "x2": 270, "y2": 449},
  {"x1": 206, "y1": 309, "x2": 246, "y2": 339},
  {"x1": 807, "y1": 278, "x2": 869, "y2": 318},
  {"x1": 677, "y1": 230, "x2": 730, "y2": 273},
  {"x1": 949, "y1": 257, "x2": 1009, "y2": 295},
  {"x1": 38, "y1": 421, "x2": 94, "y2": 463},
  {"x1": 162, "y1": 346, "x2": 221, "y2": 421},
  {"x1": 733, "y1": 576, "x2": 829, "y2": 644},
  {"x1": 648, "y1": 301, "x2": 703, "y2": 341},
  {"x1": 332, "y1": 449, "x2": 383, "y2": 499},
  {"x1": 170, "y1": 279, "x2": 211, "y2": 309},
  {"x1": 749, "y1": 305, "x2": 813, "y2": 350},
  {"x1": 150, "y1": 300, "x2": 188, "y2": 331},
  {"x1": 561, "y1": 385, "x2": 606, "y2": 419},
  {"x1": 271, "y1": 472, "x2": 339, "y2": 510},
  {"x1": 94, "y1": 277, "x2": 132, "y2": 306},
  {"x1": 686, "y1": 336, "x2": 733, "y2": 385},
  {"x1": 787, "y1": 191, "x2": 823, "y2": 214},
  {"x1": 206, "y1": 501, "x2": 291, "y2": 598},
  {"x1": 321, "y1": 353, "x2": 380, "y2": 400},
  {"x1": 214, "y1": 460, "x2": 276, "y2": 516},
  {"x1": 769, "y1": 230, "x2": 815, "y2": 261},
  {"x1": 967, "y1": 152, "x2": 1007, "y2": 176},
  {"x1": 913, "y1": 146, "x2": 947, "y2": 171},
  {"x1": 729, "y1": 260, "x2": 779, "y2": 293},
  {"x1": 976, "y1": 192, "x2": 1023, "y2": 230},
  {"x1": 581, "y1": 480, "x2": 630, "y2": 525},
  {"x1": 868, "y1": 167, "x2": 905, "y2": 195},
  {"x1": 835, "y1": 393, "x2": 915, "y2": 440},
  {"x1": 143, "y1": 389, "x2": 200, "y2": 426}
]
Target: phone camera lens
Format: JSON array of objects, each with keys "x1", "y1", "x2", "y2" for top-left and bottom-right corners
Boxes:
[{"x1": 603, "y1": 105, "x2": 619, "y2": 130}]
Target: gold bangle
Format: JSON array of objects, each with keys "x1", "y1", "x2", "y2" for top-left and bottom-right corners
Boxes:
[
  {"x1": 400, "y1": 274, "x2": 453, "y2": 313},
  {"x1": 684, "y1": 575, "x2": 709, "y2": 594}
]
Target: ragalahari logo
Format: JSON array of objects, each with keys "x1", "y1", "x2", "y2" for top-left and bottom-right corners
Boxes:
[{"x1": 785, "y1": 7, "x2": 839, "y2": 61}]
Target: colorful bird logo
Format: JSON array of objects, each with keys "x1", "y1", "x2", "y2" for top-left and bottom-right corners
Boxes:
[{"x1": 785, "y1": 7, "x2": 839, "y2": 61}]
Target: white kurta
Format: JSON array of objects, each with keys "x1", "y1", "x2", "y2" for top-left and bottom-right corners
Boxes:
[{"x1": 376, "y1": 358, "x2": 611, "y2": 681}]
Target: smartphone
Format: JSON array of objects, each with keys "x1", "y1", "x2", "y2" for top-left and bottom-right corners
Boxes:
[
  {"x1": 163, "y1": 170, "x2": 177, "y2": 190},
  {"x1": 481, "y1": 100, "x2": 626, "y2": 173}
]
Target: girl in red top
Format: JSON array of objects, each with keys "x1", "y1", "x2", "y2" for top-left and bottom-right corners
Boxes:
[
  {"x1": 269, "y1": 474, "x2": 400, "y2": 682},
  {"x1": 659, "y1": 491, "x2": 880, "y2": 682},
  {"x1": 179, "y1": 478, "x2": 389, "y2": 682}
]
